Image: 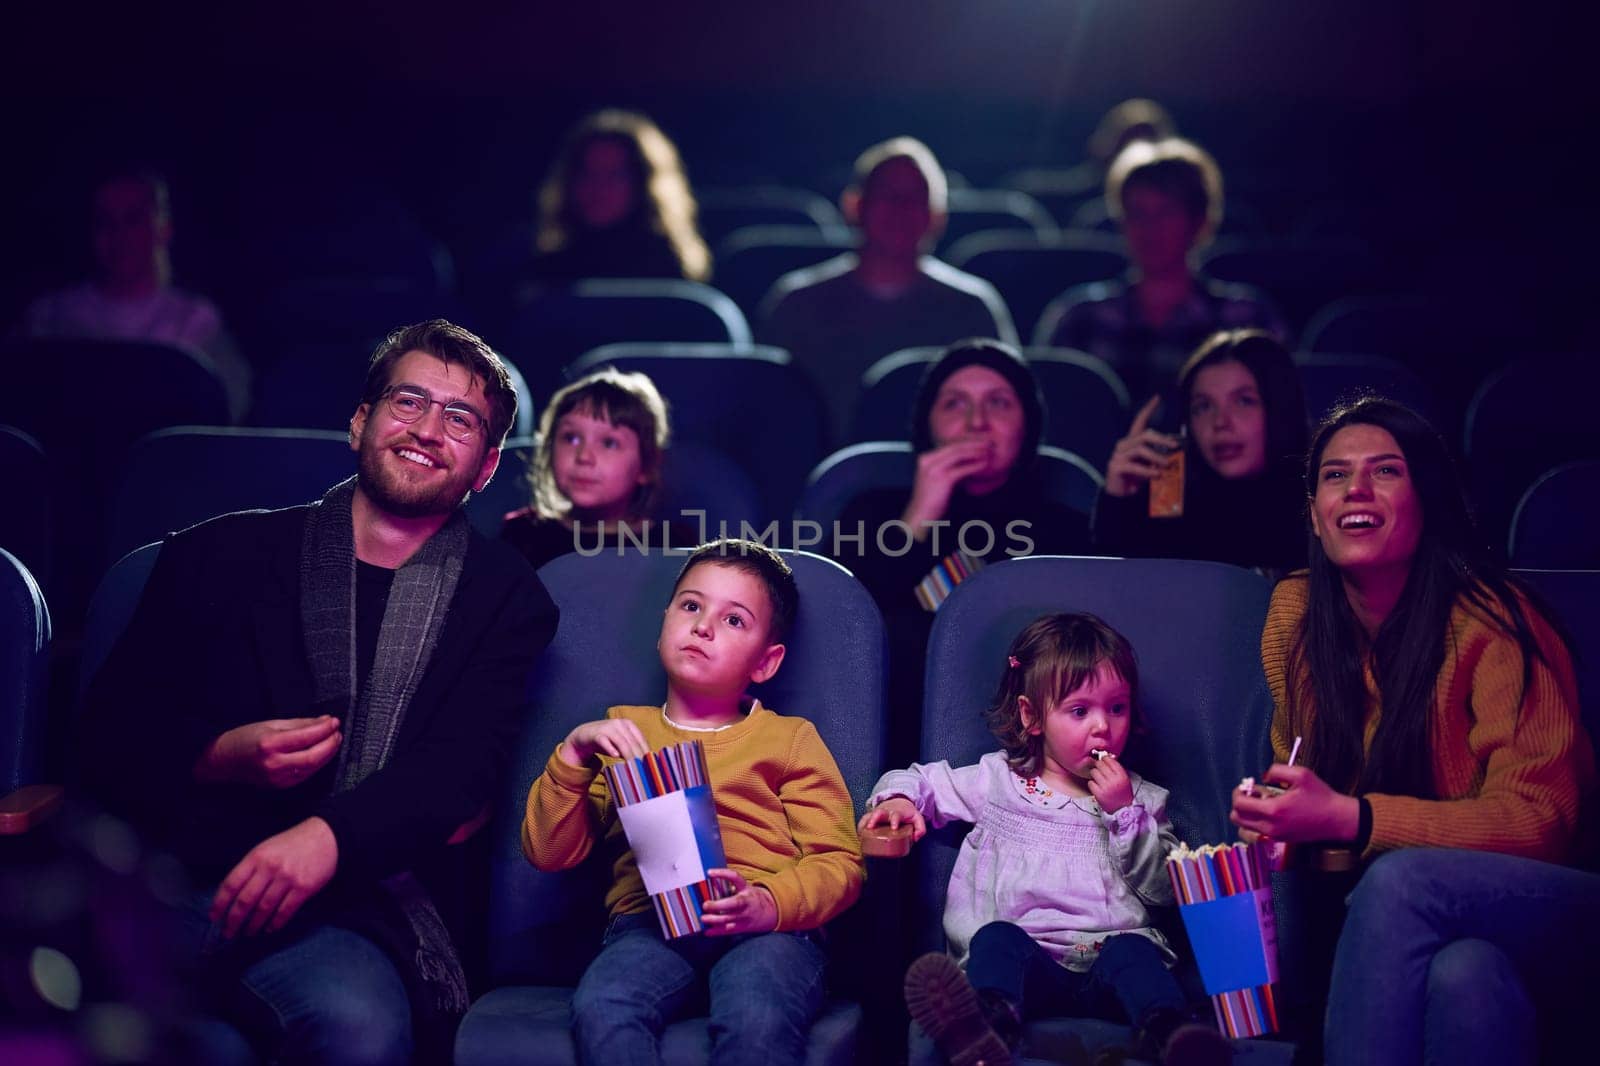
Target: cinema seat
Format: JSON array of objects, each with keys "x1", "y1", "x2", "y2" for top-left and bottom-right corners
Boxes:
[
  {"x1": 454, "y1": 549, "x2": 887, "y2": 1066},
  {"x1": 904, "y1": 556, "x2": 1289, "y2": 1065}
]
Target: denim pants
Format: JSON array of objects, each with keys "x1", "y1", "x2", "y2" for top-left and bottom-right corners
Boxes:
[
  {"x1": 174, "y1": 890, "x2": 413, "y2": 1066},
  {"x1": 1324, "y1": 848, "x2": 1600, "y2": 1066},
  {"x1": 570, "y1": 910, "x2": 827, "y2": 1066},
  {"x1": 964, "y1": 920, "x2": 1185, "y2": 1027}
]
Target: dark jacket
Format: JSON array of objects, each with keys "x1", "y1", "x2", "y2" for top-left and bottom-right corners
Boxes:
[
  {"x1": 836, "y1": 471, "x2": 1091, "y2": 614},
  {"x1": 1091, "y1": 456, "x2": 1307, "y2": 577},
  {"x1": 81, "y1": 503, "x2": 559, "y2": 888}
]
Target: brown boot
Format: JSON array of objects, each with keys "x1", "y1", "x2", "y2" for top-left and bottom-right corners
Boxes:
[{"x1": 904, "y1": 952, "x2": 1014, "y2": 1066}]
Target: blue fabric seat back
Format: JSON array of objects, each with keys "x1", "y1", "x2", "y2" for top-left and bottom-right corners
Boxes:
[
  {"x1": 1031, "y1": 350, "x2": 1131, "y2": 468},
  {"x1": 251, "y1": 277, "x2": 464, "y2": 352},
  {"x1": 712, "y1": 226, "x2": 856, "y2": 315},
  {"x1": 1510, "y1": 569, "x2": 1600, "y2": 764},
  {"x1": 851, "y1": 346, "x2": 1129, "y2": 467},
  {"x1": 1070, "y1": 195, "x2": 1267, "y2": 238},
  {"x1": 0, "y1": 425, "x2": 50, "y2": 588},
  {"x1": 467, "y1": 438, "x2": 762, "y2": 545},
  {"x1": 1292, "y1": 351, "x2": 1441, "y2": 427},
  {"x1": 1301, "y1": 295, "x2": 1470, "y2": 361},
  {"x1": 79, "y1": 544, "x2": 161, "y2": 704},
  {"x1": 565, "y1": 344, "x2": 824, "y2": 525},
  {"x1": 240, "y1": 188, "x2": 453, "y2": 292},
  {"x1": 505, "y1": 279, "x2": 751, "y2": 403},
  {"x1": 1466, "y1": 357, "x2": 1600, "y2": 557},
  {"x1": 1, "y1": 338, "x2": 231, "y2": 620},
  {"x1": 1510, "y1": 462, "x2": 1600, "y2": 568},
  {"x1": 485, "y1": 548, "x2": 887, "y2": 987},
  {"x1": 1198, "y1": 239, "x2": 1383, "y2": 335},
  {"x1": 795, "y1": 442, "x2": 1102, "y2": 534},
  {"x1": 944, "y1": 231, "x2": 1127, "y2": 343},
  {"x1": 249, "y1": 341, "x2": 373, "y2": 431},
  {"x1": 937, "y1": 189, "x2": 1058, "y2": 256},
  {"x1": 696, "y1": 187, "x2": 850, "y2": 250},
  {"x1": 105, "y1": 428, "x2": 354, "y2": 568},
  {"x1": 911, "y1": 556, "x2": 1275, "y2": 953},
  {"x1": 1, "y1": 548, "x2": 51, "y2": 794},
  {"x1": 994, "y1": 167, "x2": 1102, "y2": 227},
  {"x1": 1, "y1": 338, "x2": 232, "y2": 450}
]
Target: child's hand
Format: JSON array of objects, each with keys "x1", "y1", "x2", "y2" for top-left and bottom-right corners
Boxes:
[
  {"x1": 1087, "y1": 752, "x2": 1134, "y2": 813},
  {"x1": 701, "y1": 869, "x2": 778, "y2": 936},
  {"x1": 559, "y1": 719, "x2": 649, "y2": 768},
  {"x1": 857, "y1": 797, "x2": 927, "y2": 842}
]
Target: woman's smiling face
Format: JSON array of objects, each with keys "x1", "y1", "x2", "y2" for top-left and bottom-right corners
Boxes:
[{"x1": 1310, "y1": 423, "x2": 1424, "y2": 578}]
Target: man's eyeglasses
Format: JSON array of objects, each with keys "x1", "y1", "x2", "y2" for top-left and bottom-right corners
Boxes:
[{"x1": 378, "y1": 385, "x2": 487, "y2": 443}]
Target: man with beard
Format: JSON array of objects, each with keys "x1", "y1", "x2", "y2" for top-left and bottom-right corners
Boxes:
[{"x1": 81, "y1": 319, "x2": 559, "y2": 1064}]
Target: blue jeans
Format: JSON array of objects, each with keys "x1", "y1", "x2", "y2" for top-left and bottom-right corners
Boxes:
[
  {"x1": 1325, "y1": 848, "x2": 1600, "y2": 1066},
  {"x1": 963, "y1": 921, "x2": 1186, "y2": 1027},
  {"x1": 174, "y1": 891, "x2": 413, "y2": 1066},
  {"x1": 570, "y1": 911, "x2": 827, "y2": 1066}
]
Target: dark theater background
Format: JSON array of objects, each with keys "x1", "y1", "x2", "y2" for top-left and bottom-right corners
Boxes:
[
  {"x1": 7, "y1": 1, "x2": 1586, "y2": 347},
  {"x1": 3, "y1": 2, "x2": 1595, "y2": 1063}
]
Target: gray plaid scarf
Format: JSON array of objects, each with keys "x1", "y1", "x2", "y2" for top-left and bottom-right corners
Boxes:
[{"x1": 299, "y1": 475, "x2": 471, "y2": 1014}]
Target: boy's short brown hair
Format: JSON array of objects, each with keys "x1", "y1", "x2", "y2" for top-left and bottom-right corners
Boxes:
[
  {"x1": 851, "y1": 136, "x2": 948, "y2": 214},
  {"x1": 672, "y1": 539, "x2": 798, "y2": 642},
  {"x1": 1106, "y1": 137, "x2": 1224, "y2": 239}
]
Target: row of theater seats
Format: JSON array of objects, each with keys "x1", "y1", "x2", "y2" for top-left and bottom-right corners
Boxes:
[
  {"x1": 232, "y1": 180, "x2": 1356, "y2": 337},
  {"x1": 5, "y1": 419, "x2": 1596, "y2": 659},
  {"x1": 4, "y1": 548, "x2": 1597, "y2": 1062},
  {"x1": 241, "y1": 230, "x2": 1385, "y2": 378},
  {"x1": 235, "y1": 240, "x2": 1399, "y2": 408},
  {"x1": 2, "y1": 332, "x2": 1595, "y2": 609},
  {"x1": 2, "y1": 280, "x2": 1489, "y2": 430},
  {"x1": 0, "y1": 418, "x2": 1097, "y2": 599},
  {"x1": 710, "y1": 227, "x2": 1382, "y2": 337},
  {"x1": 11, "y1": 405, "x2": 1600, "y2": 586}
]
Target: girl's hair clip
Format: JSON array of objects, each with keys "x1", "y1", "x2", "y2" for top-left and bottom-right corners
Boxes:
[{"x1": 1008, "y1": 655, "x2": 1021, "y2": 669}]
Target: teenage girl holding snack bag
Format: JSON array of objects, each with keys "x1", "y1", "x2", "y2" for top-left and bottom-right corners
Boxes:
[
  {"x1": 859, "y1": 613, "x2": 1230, "y2": 1066},
  {"x1": 1094, "y1": 329, "x2": 1308, "y2": 577}
]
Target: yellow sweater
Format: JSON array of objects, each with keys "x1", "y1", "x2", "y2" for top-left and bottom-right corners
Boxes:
[
  {"x1": 522, "y1": 702, "x2": 864, "y2": 931},
  {"x1": 1263, "y1": 574, "x2": 1596, "y2": 863}
]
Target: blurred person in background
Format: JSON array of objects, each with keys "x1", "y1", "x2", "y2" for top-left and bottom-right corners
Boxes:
[
  {"x1": 759, "y1": 137, "x2": 1016, "y2": 444},
  {"x1": 1041, "y1": 138, "x2": 1285, "y2": 399},
  {"x1": 22, "y1": 167, "x2": 252, "y2": 420},
  {"x1": 530, "y1": 109, "x2": 711, "y2": 285}
]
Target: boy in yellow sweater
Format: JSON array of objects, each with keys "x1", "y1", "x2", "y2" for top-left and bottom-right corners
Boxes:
[{"x1": 523, "y1": 539, "x2": 864, "y2": 1066}]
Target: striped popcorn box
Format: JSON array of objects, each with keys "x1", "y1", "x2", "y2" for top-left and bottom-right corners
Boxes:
[
  {"x1": 603, "y1": 739, "x2": 733, "y2": 939},
  {"x1": 1166, "y1": 842, "x2": 1280, "y2": 1038},
  {"x1": 913, "y1": 550, "x2": 987, "y2": 612}
]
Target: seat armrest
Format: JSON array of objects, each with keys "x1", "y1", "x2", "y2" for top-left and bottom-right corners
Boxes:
[{"x1": 0, "y1": 784, "x2": 65, "y2": 834}]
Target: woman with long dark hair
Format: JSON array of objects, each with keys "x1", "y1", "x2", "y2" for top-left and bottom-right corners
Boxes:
[
  {"x1": 1094, "y1": 328, "x2": 1307, "y2": 575},
  {"x1": 1230, "y1": 397, "x2": 1597, "y2": 1066}
]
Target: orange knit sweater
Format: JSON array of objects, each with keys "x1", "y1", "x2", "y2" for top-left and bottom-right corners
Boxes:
[
  {"x1": 1262, "y1": 574, "x2": 1596, "y2": 862},
  {"x1": 522, "y1": 702, "x2": 864, "y2": 931}
]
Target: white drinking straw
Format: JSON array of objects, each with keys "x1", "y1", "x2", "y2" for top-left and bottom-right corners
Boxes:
[{"x1": 1287, "y1": 735, "x2": 1303, "y2": 768}]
